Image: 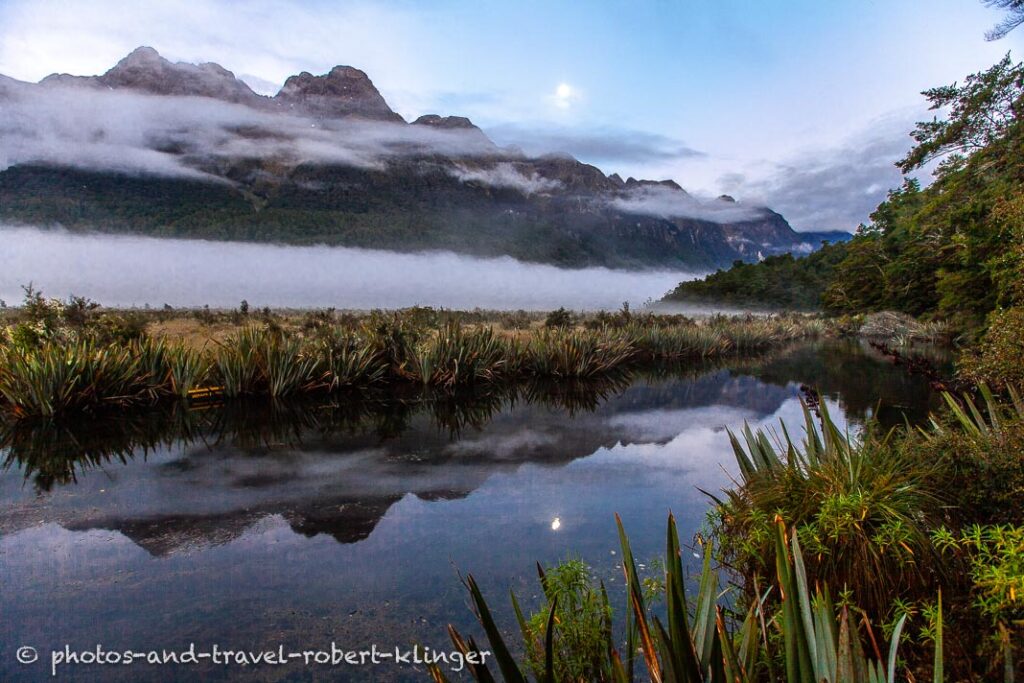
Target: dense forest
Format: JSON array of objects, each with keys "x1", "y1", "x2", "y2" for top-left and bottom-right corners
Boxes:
[
  {"x1": 668, "y1": 55, "x2": 1024, "y2": 360},
  {"x1": 663, "y1": 241, "x2": 850, "y2": 310}
]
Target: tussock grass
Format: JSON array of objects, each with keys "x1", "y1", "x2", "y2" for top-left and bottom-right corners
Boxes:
[
  {"x1": 412, "y1": 322, "x2": 518, "y2": 387},
  {"x1": 0, "y1": 311, "x2": 824, "y2": 420},
  {"x1": 526, "y1": 328, "x2": 636, "y2": 378},
  {"x1": 0, "y1": 339, "x2": 167, "y2": 418},
  {"x1": 712, "y1": 401, "x2": 941, "y2": 613}
]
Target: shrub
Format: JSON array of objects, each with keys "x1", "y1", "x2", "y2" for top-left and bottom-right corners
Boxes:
[
  {"x1": 711, "y1": 402, "x2": 941, "y2": 612},
  {"x1": 544, "y1": 307, "x2": 574, "y2": 329},
  {"x1": 91, "y1": 312, "x2": 148, "y2": 345},
  {"x1": 213, "y1": 326, "x2": 321, "y2": 397},
  {"x1": 520, "y1": 558, "x2": 612, "y2": 682},
  {"x1": 959, "y1": 306, "x2": 1024, "y2": 390},
  {"x1": 412, "y1": 322, "x2": 516, "y2": 387},
  {"x1": 308, "y1": 328, "x2": 388, "y2": 389},
  {"x1": 0, "y1": 341, "x2": 151, "y2": 417},
  {"x1": 934, "y1": 524, "x2": 1024, "y2": 625},
  {"x1": 919, "y1": 387, "x2": 1024, "y2": 526}
]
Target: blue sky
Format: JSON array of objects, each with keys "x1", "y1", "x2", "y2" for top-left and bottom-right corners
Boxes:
[{"x1": 1, "y1": 0, "x2": 1021, "y2": 230}]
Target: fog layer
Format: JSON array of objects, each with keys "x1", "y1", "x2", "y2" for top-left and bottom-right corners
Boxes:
[{"x1": 1, "y1": 225, "x2": 698, "y2": 310}]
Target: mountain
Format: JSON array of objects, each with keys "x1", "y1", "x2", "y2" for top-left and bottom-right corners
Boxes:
[{"x1": 0, "y1": 47, "x2": 831, "y2": 269}]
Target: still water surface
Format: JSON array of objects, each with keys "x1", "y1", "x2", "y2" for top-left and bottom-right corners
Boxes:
[{"x1": 0, "y1": 341, "x2": 942, "y2": 681}]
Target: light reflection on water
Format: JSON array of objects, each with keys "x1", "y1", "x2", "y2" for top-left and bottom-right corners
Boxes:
[{"x1": 0, "y1": 341, "x2": 943, "y2": 681}]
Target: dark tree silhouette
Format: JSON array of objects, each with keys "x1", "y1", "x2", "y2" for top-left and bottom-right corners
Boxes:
[{"x1": 984, "y1": 0, "x2": 1024, "y2": 40}]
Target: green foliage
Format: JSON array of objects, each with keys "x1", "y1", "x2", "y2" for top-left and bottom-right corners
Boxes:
[
  {"x1": 713, "y1": 402, "x2": 941, "y2": 612},
  {"x1": 898, "y1": 54, "x2": 1023, "y2": 173},
  {"x1": 665, "y1": 243, "x2": 850, "y2": 310},
  {"x1": 526, "y1": 328, "x2": 636, "y2": 378},
  {"x1": 934, "y1": 524, "x2": 1024, "y2": 624},
  {"x1": 0, "y1": 295, "x2": 824, "y2": 419},
  {"x1": 959, "y1": 307, "x2": 1024, "y2": 390},
  {"x1": 0, "y1": 339, "x2": 165, "y2": 418},
  {"x1": 307, "y1": 327, "x2": 388, "y2": 389},
  {"x1": 919, "y1": 386, "x2": 1024, "y2": 526},
  {"x1": 520, "y1": 559, "x2": 613, "y2": 682},
  {"x1": 545, "y1": 307, "x2": 575, "y2": 328},
  {"x1": 435, "y1": 514, "x2": 933, "y2": 682},
  {"x1": 412, "y1": 322, "x2": 517, "y2": 387},
  {"x1": 213, "y1": 326, "x2": 321, "y2": 397}
]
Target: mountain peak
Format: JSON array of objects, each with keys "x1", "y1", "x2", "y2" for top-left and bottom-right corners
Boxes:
[
  {"x1": 53, "y1": 46, "x2": 264, "y2": 104},
  {"x1": 274, "y1": 66, "x2": 402, "y2": 122},
  {"x1": 118, "y1": 45, "x2": 163, "y2": 67},
  {"x1": 412, "y1": 114, "x2": 476, "y2": 130}
]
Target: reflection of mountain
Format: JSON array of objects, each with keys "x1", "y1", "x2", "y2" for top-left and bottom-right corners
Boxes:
[{"x1": 0, "y1": 342, "x2": 941, "y2": 555}]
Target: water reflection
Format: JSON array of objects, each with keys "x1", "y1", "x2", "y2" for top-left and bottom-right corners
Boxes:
[{"x1": 0, "y1": 340, "x2": 945, "y2": 682}]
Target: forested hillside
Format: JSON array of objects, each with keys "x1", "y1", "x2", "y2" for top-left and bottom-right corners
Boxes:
[{"x1": 669, "y1": 56, "x2": 1023, "y2": 336}]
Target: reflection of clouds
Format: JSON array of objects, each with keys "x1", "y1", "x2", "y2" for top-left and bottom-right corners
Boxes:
[
  {"x1": 0, "y1": 375, "x2": 852, "y2": 554},
  {"x1": 579, "y1": 396, "x2": 852, "y2": 497},
  {"x1": 605, "y1": 405, "x2": 757, "y2": 442},
  {"x1": 445, "y1": 429, "x2": 558, "y2": 459}
]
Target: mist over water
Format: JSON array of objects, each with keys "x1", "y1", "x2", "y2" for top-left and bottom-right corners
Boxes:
[{"x1": 1, "y1": 225, "x2": 700, "y2": 310}]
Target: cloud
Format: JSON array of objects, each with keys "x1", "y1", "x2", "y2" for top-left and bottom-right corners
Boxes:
[
  {"x1": 0, "y1": 225, "x2": 697, "y2": 309},
  {"x1": 0, "y1": 81, "x2": 503, "y2": 181},
  {"x1": 450, "y1": 163, "x2": 561, "y2": 195},
  {"x1": 722, "y1": 113, "x2": 921, "y2": 232},
  {"x1": 609, "y1": 185, "x2": 765, "y2": 223},
  {"x1": 486, "y1": 124, "x2": 704, "y2": 165}
]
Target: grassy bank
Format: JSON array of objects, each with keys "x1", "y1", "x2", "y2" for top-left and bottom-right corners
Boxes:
[{"x1": 0, "y1": 289, "x2": 825, "y2": 420}]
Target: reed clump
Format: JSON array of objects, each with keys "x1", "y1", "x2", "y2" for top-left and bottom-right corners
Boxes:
[
  {"x1": 0, "y1": 306, "x2": 825, "y2": 420},
  {"x1": 711, "y1": 401, "x2": 942, "y2": 613},
  {"x1": 526, "y1": 327, "x2": 636, "y2": 378},
  {"x1": 431, "y1": 514, "x2": 946, "y2": 683}
]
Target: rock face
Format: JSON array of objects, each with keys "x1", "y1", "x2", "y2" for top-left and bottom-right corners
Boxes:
[
  {"x1": 274, "y1": 65, "x2": 403, "y2": 122},
  {"x1": 38, "y1": 47, "x2": 404, "y2": 122},
  {"x1": 42, "y1": 46, "x2": 263, "y2": 105},
  {"x1": 412, "y1": 114, "x2": 475, "y2": 129},
  {"x1": 102, "y1": 46, "x2": 261, "y2": 103},
  {"x1": 0, "y1": 46, "x2": 829, "y2": 269}
]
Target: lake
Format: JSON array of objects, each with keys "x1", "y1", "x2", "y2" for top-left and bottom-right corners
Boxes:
[{"x1": 0, "y1": 340, "x2": 943, "y2": 681}]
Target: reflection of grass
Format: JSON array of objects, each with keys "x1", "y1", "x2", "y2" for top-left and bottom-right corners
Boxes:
[
  {"x1": 1, "y1": 311, "x2": 825, "y2": 420},
  {"x1": 0, "y1": 377, "x2": 633, "y2": 490}
]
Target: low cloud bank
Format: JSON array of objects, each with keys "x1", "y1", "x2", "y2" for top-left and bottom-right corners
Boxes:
[
  {"x1": 450, "y1": 162, "x2": 561, "y2": 195},
  {"x1": 1, "y1": 225, "x2": 698, "y2": 310},
  {"x1": 0, "y1": 83, "x2": 501, "y2": 181},
  {"x1": 486, "y1": 123, "x2": 704, "y2": 165},
  {"x1": 609, "y1": 185, "x2": 766, "y2": 223}
]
